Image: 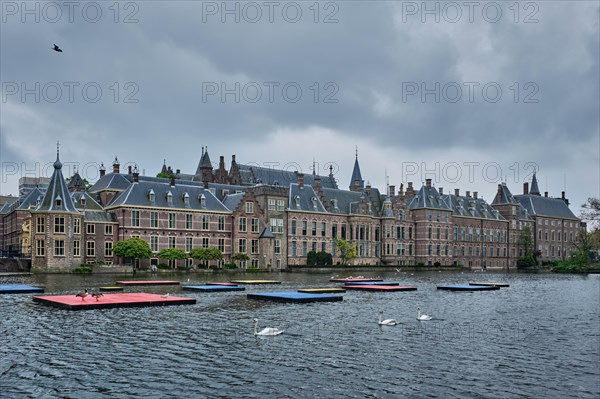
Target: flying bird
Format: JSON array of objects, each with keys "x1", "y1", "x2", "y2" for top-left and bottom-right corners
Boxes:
[{"x1": 52, "y1": 44, "x2": 63, "y2": 52}]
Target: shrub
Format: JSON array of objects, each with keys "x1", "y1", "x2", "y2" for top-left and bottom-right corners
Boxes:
[
  {"x1": 223, "y1": 263, "x2": 237, "y2": 269},
  {"x1": 157, "y1": 263, "x2": 171, "y2": 270},
  {"x1": 73, "y1": 265, "x2": 92, "y2": 274},
  {"x1": 434, "y1": 261, "x2": 441, "y2": 267},
  {"x1": 517, "y1": 256, "x2": 536, "y2": 269},
  {"x1": 416, "y1": 262, "x2": 425, "y2": 267}
]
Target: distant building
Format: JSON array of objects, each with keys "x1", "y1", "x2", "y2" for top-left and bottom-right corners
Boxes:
[
  {"x1": 0, "y1": 147, "x2": 585, "y2": 271},
  {"x1": 19, "y1": 177, "x2": 50, "y2": 197}
]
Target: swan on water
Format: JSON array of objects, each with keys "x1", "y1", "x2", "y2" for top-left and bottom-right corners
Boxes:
[
  {"x1": 253, "y1": 318, "x2": 284, "y2": 336},
  {"x1": 417, "y1": 307, "x2": 432, "y2": 321},
  {"x1": 378, "y1": 311, "x2": 398, "y2": 326}
]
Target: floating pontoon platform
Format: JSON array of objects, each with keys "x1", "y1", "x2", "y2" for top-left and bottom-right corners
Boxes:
[
  {"x1": 116, "y1": 280, "x2": 180, "y2": 286},
  {"x1": 230, "y1": 280, "x2": 281, "y2": 285},
  {"x1": 437, "y1": 285, "x2": 500, "y2": 291},
  {"x1": 469, "y1": 282, "x2": 510, "y2": 287},
  {"x1": 298, "y1": 288, "x2": 346, "y2": 294},
  {"x1": 247, "y1": 291, "x2": 343, "y2": 303},
  {"x1": 206, "y1": 282, "x2": 239, "y2": 286},
  {"x1": 99, "y1": 286, "x2": 124, "y2": 292},
  {"x1": 0, "y1": 284, "x2": 44, "y2": 294},
  {"x1": 343, "y1": 281, "x2": 399, "y2": 286},
  {"x1": 330, "y1": 277, "x2": 383, "y2": 283},
  {"x1": 33, "y1": 293, "x2": 196, "y2": 310},
  {"x1": 183, "y1": 285, "x2": 245, "y2": 292},
  {"x1": 344, "y1": 285, "x2": 417, "y2": 292}
]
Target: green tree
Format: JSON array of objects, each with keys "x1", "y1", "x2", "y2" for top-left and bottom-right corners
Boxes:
[
  {"x1": 335, "y1": 238, "x2": 357, "y2": 266},
  {"x1": 232, "y1": 252, "x2": 250, "y2": 267},
  {"x1": 156, "y1": 172, "x2": 171, "y2": 179},
  {"x1": 517, "y1": 226, "x2": 536, "y2": 268},
  {"x1": 581, "y1": 197, "x2": 600, "y2": 227},
  {"x1": 113, "y1": 237, "x2": 152, "y2": 264},
  {"x1": 158, "y1": 248, "x2": 188, "y2": 269},
  {"x1": 570, "y1": 229, "x2": 593, "y2": 266},
  {"x1": 190, "y1": 247, "x2": 224, "y2": 268}
]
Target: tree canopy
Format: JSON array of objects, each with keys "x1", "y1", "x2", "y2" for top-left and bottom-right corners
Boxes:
[
  {"x1": 158, "y1": 247, "x2": 188, "y2": 260},
  {"x1": 113, "y1": 237, "x2": 152, "y2": 260},
  {"x1": 581, "y1": 197, "x2": 600, "y2": 227},
  {"x1": 335, "y1": 238, "x2": 357, "y2": 265}
]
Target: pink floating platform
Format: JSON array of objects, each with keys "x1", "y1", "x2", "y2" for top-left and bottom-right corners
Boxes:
[
  {"x1": 344, "y1": 285, "x2": 417, "y2": 292},
  {"x1": 206, "y1": 282, "x2": 238, "y2": 286},
  {"x1": 330, "y1": 277, "x2": 384, "y2": 283},
  {"x1": 116, "y1": 280, "x2": 180, "y2": 286},
  {"x1": 33, "y1": 293, "x2": 196, "y2": 310}
]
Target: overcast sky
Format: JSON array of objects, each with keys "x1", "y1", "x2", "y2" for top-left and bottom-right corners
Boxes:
[{"x1": 1, "y1": 1, "x2": 598, "y2": 214}]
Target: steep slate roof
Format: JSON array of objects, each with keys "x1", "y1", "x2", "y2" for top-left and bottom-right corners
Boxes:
[
  {"x1": 320, "y1": 187, "x2": 380, "y2": 217},
  {"x1": 442, "y1": 194, "x2": 506, "y2": 220},
  {"x1": 259, "y1": 227, "x2": 274, "y2": 238},
  {"x1": 17, "y1": 188, "x2": 43, "y2": 210},
  {"x1": 222, "y1": 192, "x2": 245, "y2": 212},
  {"x1": 491, "y1": 183, "x2": 519, "y2": 205},
  {"x1": 349, "y1": 156, "x2": 364, "y2": 189},
  {"x1": 407, "y1": 184, "x2": 451, "y2": 210},
  {"x1": 288, "y1": 184, "x2": 327, "y2": 213},
  {"x1": 37, "y1": 153, "x2": 79, "y2": 213},
  {"x1": 84, "y1": 211, "x2": 117, "y2": 223},
  {"x1": 530, "y1": 173, "x2": 541, "y2": 196},
  {"x1": 237, "y1": 164, "x2": 337, "y2": 189},
  {"x1": 106, "y1": 181, "x2": 229, "y2": 212},
  {"x1": 71, "y1": 192, "x2": 104, "y2": 211},
  {"x1": 67, "y1": 172, "x2": 86, "y2": 192},
  {"x1": 89, "y1": 173, "x2": 131, "y2": 193},
  {"x1": 195, "y1": 148, "x2": 213, "y2": 175},
  {"x1": 514, "y1": 195, "x2": 578, "y2": 219}
]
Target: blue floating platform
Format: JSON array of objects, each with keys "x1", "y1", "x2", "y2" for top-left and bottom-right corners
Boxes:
[
  {"x1": 183, "y1": 285, "x2": 245, "y2": 292},
  {"x1": 437, "y1": 284, "x2": 500, "y2": 291},
  {"x1": 343, "y1": 281, "x2": 400, "y2": 286},
  {"x1": 0, "y1": 284, "x2": 44, "y2": 294},
  {"x1": 247, "y1": 291, "x2": 343, "y2": 303}
]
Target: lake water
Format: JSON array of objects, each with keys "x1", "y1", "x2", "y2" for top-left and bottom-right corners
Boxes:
[{"x1": 1, "y1": 271, "x2": 599, "y2": 398}]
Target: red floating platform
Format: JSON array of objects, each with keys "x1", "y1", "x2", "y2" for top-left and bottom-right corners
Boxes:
[
  {"x1": 344, "y1": 285, "x2": 417, "y2": 292},
  {"x1": 330, "y1": 277, "x2": 384, "y2": 283},
  {"x1": 206, "y1": 282, "x2": 238, "y2": 286},
  {"x1": 115, "y1": 280, "x2": 180, "y2": 286},
  {"x1": 33, "y1": 293, "x2": 196, "y2": 310}
]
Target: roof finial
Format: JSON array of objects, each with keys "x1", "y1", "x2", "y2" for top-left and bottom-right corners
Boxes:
[
  {"x1": 56, "y1": 140, "x2": 60, "y2": 157},
  {"x1": 202, "y1": 146, "x2": 204, "y2": 155},
  {"x1": 312, "y1": 158, "x2": 316, "y2": 175},
  {"x1": 355, "y1": 145, "x2": 358, "y2": 160}
]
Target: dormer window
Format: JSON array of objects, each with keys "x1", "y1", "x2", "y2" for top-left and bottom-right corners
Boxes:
[
  {"x1": 332, "y1": 198, "x2": 338, "y2": 209},
  {"x1": 199, "y1": 194, "x2": 206, "y2": 207},
  {"x1": 294, "y1": 195, "x2": 300, "y2": 207},
  {"x1": 55, "y1": 195, "x2": 62, "y2": 208},
  {"x1": 367, "y1": 203, "x2": 372, "y2": 213},
  {"x1": 80, "y1": 197, "x2": 86, "y2": 206},
  {"x1": 183, "y1": 192, "x2": 190, "y2": 205},
  {"x1": 311, "y1": 197, "x2": 317, "y2": 209},
  {"x1": 148, "y1": 189, "x2": 155, "y2": 202},
  {"x1": 398, "y1": 211, "x2": 404, "y2": 221},
  {"x1": 166, "y1": 191, "x2": 173, "y2": 205}
]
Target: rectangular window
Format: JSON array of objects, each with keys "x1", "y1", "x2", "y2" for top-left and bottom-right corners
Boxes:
[
  {"x1": 218, "y1": 238, "x2": 225, "y2": 252},
  {"x1": 341, "y1": 224, "x2": 347, "y2": 239},
  {"x1": 239, "y1": 217, "x2": 247, "y2": 232},
  {"x1": 54, "y1": 217, "x2": 65, "y2": 233},
  {"x1": 86, "y1": 241, "x2": 95, "y2": 257},
  {"x1": 131, "y1": 210, "x2": 140, "y2": 227},
  {"x1": 36, "y1": 217, "x2": 45, "y2": 233},
  {"x1": 202, "y1": 215, "x2": 209, "y2": 230},
  {"x1": 168, "y1": 213, "x2": 176, "y2": 229},
  {"x1": 105, "y1": 241, "x2": 113, "y2": 257},
  {"x1": 36, "y1": 240, "x2": 45, "y2": 256},
  {"x1": 186, "y1": 214, "x2": 193, "y2": 230},
  {"x1": 54, "y1": 240, "x2": 65, "y2": 256},
  {"x1": 409, "y1": 227, "x2": 413, "y2": 240},
  {"x1": 218, "y1": 216, "x2": 225, "y2": 231},
  {"x1": 302, "y1": 221, "x2": 308, "y2": 236},
  {"x1": 105, "y1": 225, "x2": 113, "y2": 235},
  {"x1": 321, "y1": 222, "x2": 326, "y2": 237},
  {"x1": 150, "y1": 236, "x2": 158, "y2": 252},
  {"x1": 87, "y1": 224, "x2": 95, "y2": 235},
  {"x1": 321, "y1": 242, "x2": 326, "y2": 252},
  {"x1": 251, "y1": 218, "x2": 259, "y2": 233},
  {"x1": 277, "y1": 199, "x2": 285, "y2": 211},
  {"x1": 275, "y1": 239, "x2": 281, "y2": 254},
  {"x1": 168, "y1": 236, "x2": 176, "y2": 248},
  {"x1": 202, "y1": 237, "x2": 209, "y2": 248},
  {"x1": 73, "y1": 240, "x2": 80, "y2": 256},
  {"x1": 332, "y1": 223, "x2": 338, "y2": 238},
  {"x1": 185, "y1": 237, "x2": 193, "y2": 253},
  {"x1": 302, "y1": 241, "x2": 307, "y2": 256},
  {"x1": 151, "y1": 211, "x2": 158, "y2": 228},
  {"x1": 270, "y1": 218, "x2": 283, "y2": 234},
  {"x1": 291, "y1": 220, "x2": 297, "y2": 235},
  {"x1": 292, "y1": 241, "x2": 297, "y2": 257},
  {"x1": 245, "y1": 202, "x2": 254, "y2": 213},
  {"x1": 311, "y1": 221, "x2": 317, "y2": 236},
  {"x1": 268, "y1": 199, "x2": 275, "y2": 210},
  {"x1": 251, "y1": 239, "x2": 259, "y2": 254},
  {"x1": 238, "y1": 239, "x2": 247, "y2": 253},
  {"x1": 73, "y1": 218, "x2": 80, "y2": 234}
]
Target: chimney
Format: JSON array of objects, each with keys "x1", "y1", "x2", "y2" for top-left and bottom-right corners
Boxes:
[
  {"x1": 438, "y1": 187, "x2": 443, "y2": 195},
  {"x1": 365, "y1": 182, "x2": 371, "y2": 196},
  {"x1": 544, "y1": 192, "x2": 548, "y2": 197},
  {"x1": 169, "y1": 175, "x2": 175, "y2": 186},
  {"x1": 561, "y1": 191, "x2": 569, "y2": 205},
  {"x1": 314, "y1": 175, "x2": 322, "y2": 194},
  {"x1": 128, "y1": 165, "x2": 132, "y2": 175},
  {"x1": 389, "y1": 185, "x2": 395, "y2": 197},
  {"x1": 176, "y1": 169, "x2": 180, "y2": 175},
  {"x1": 425, "y1": 178, "x2": 432, "y2": 188},
  {"x1": 112, "y1": 157, "x2": 120, "y2": 174},
  {"x1": 99, "y1": 162, "x2": 106, "y2": 177},
  {"x1": 473, "y1": 191, "x2": 478, "y2": 199},
  {"x1": 132, "y1": 167, "x2": 139, "y2": 183},
  {"x1": 297, "y1": 172, "x2": 304, "y2": 188},
  {"x1": 561, "y1": 191, "x2": 565, "y2": 199},
  {"x1": 455, "y1": 188, "x2": 460, "y2": 196},
  {"x1": 466, "y1": 191, "x2": 471, "y2": 198},
  {"x1": 231, "y1": 154, "x2": 236, "y2": 164},
  {"x1": 406, "y1": 182, "x2": 414, "y2": 197},
  {"x1": 523, "y1": 182, "x2": 529, "y2": 195}
]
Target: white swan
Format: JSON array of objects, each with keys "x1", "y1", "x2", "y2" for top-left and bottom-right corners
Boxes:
[
  {"x1": 378, "y1": 311, "x2": 398, "y2": 326},
  {"x1": 417, "y1": 307, "x2": 432, "y2": 321},
  {"x1": 253, "y1": 318, "x2": 284, "y2": 336}
]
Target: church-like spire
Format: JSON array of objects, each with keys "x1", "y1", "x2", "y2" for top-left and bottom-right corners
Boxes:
[
  {"x1": 349, "y1": 147, "x2": 364, "y2": 191},
  {"x1": 530, "y1": 172, "x2": 541, "y2": 196},
  {"x1": 37, "y1": 148, "x2": 78, "y2": 212}
]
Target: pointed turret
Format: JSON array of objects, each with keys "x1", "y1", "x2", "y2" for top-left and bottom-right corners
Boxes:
[
  {"x1": 160, "y1": 159, "x2": 168, "y2": 175},
  {"x1": 530, "y1": 172, "x2": 541, "y2": 196},
  {"x1": 195, "y1": 146, "x2": 214, "y2": 184},
  {"x1": 37, "y1": 148, "x2": 78, "y2": 212},
  {"x1": 67, "y1": 168, "x2": 87, "y2": 192},
  {"x1": 349, "y1": 148, "x2": 364, "y2": 192}
]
